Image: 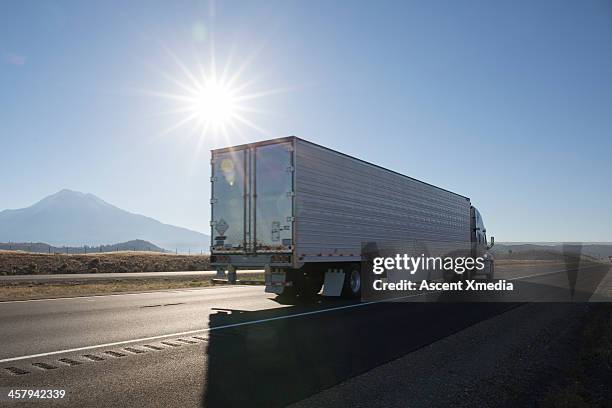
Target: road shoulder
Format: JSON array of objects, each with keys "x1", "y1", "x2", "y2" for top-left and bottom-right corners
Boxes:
[
  {"x1": 291, "y1": 302, "x2": 601, "y2": 408},
  {"x1": 591, "y1": 265, "x2": 612, "y2": 301}
]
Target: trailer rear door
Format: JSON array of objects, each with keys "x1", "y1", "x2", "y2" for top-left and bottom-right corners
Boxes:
[
  {"x1": 254, "y1": 142, "x2": 294, "y2": 252},
  {"x1": 211, "y1": 141, "x2": 294, "y2": 253},
  {"x1": 211, "y1": 150, "x2": 247, "y2": 251}
]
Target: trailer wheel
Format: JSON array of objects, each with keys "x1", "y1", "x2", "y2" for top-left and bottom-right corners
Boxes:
[
  {"x1": 342, "y1": 266, "x2": 361, "y2": 299},
  {"x1": 285, "y1": 268, "x2": 323, "y2": 299},
  {"x1": 277, "y1": 285, "x2": 298, "y2": 301},
  {"x1": 443, "y1": 270, "x2": 456, "y2": 282},
  {"x1": 295, "y1": 275, "x2": 323, "y2": 298}
]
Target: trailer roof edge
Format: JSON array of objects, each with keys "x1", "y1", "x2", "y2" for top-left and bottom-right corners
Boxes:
[{"x1": 211, "y1": 135, "x2": 471, "y2": 201}]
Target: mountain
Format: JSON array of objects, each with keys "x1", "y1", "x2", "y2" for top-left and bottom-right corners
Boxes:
[
  {"x1": 0, "y1": 190, "x2": 209, "y2": 252},
  {"x1": 0, "y1": 239, "x2": 168, "y2": 254}
]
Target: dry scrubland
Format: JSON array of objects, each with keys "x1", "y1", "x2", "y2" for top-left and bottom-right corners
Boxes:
[
  {"x1": 0, "y1": 251, "x2": 266, "y2": 301},
  {"x1": 1, "y1": 249, "x2": 602, "y2": 276},
  {"x1": 0, "y1": 274, "x2": 265, "y2": 301},
  {"x1": 0, "y1": 250, "x2": 211, "y2": 275},
  {"x1": 0, "y1": 278, "x2": 214, "y2": 301}
]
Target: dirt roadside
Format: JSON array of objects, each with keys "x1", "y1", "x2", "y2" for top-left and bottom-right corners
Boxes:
[
  {"x1": 291, "y1": 302, "x2": 611, "y2": 408},
  {"x1": 0, "y1": 250, "x2": 211, "y2": 275},
  {"x1": 0, "y1": 273, "x2": 265, "y2": 301}
]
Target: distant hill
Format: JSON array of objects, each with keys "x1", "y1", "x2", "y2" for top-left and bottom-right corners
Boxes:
[
  {"x1": 0, "y1": 190, "x2": 209, "y2": 253},
  {"x1": 0, "y1": 239, "x2": 167, "y2": 254}
]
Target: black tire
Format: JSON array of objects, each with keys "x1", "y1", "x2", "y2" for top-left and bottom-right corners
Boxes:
[
  {"x1": 443, "y1": 270, "x2": 456, "y2": 282},
  {"x1": 454, "y1": 268, "x2": 471, "y2": 281},
  {"x1": 295, "y1": 274, "x2": 323, "y2": 298},
  {"x1": 342, "y1": 266, "x2": 362, "y2": 299},
  {"x1": 277, "y1": 285, "x2": 297, "y2": 301},
  {"x1": 285, "y1": 268, "x2": 323, "y2": 299},
  {"x1": 486, "y1": 261, "x2": 495, "y2": 281},
  {"x1": 297, "y1": 281, "x2": 323, "y2": 298}
]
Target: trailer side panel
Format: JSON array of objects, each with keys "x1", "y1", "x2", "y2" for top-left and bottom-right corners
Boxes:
[{"x1": 294, "y1": 139, "x2": 471, "y2": 262}]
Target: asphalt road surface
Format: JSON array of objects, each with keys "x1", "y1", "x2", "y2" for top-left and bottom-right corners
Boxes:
[{"x1": 0, "y1": 263, "x2": 608, "y2": 407}]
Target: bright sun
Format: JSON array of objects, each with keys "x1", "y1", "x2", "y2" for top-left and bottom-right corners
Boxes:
[
  {"x1": 194, "y1": 80, "x2": 237, "y2": 126},
  {"x1": 147, "y1": 47, "x2": 288, "y2": 145}
]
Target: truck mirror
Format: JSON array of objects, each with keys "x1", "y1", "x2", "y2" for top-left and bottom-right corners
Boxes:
[{"x1": 489, "y1": 236, "x2": 495, "y2": 249}]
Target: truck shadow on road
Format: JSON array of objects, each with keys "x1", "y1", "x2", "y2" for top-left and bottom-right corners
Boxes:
[
  {"x1": 201, "y1": 264, "x2": 610, "y2": 407},
  {"x1": 201, "y1": 297, "x2": 517, "y2": 407}
]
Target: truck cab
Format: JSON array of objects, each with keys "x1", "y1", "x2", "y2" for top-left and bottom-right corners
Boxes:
[{"x1": 470, "y1": 206, "x2": 495, "y2": 279}]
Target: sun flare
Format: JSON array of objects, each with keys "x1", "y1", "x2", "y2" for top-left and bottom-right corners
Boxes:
[
  {"x1": 193, "y1": 80, "x2": 237, "y2": 126},
  {"x1": 146, "y1": 46, "x2": 290, "y2": 146}
]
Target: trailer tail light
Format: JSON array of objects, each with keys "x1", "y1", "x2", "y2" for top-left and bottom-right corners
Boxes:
[
  {"x1": 270, "y1": 254, "x2": 291, "y2": 263},
  {"x1": 211, "y1": 255, "x2": 230, "y2": 264}
]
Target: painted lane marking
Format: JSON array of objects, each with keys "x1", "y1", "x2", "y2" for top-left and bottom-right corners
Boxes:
[
  {"x1": 507, "y1": 264, "x2": 602, "y2": 281},
  {"x1": 0, "y1": 293, "x2": 426, "y2": 364}
]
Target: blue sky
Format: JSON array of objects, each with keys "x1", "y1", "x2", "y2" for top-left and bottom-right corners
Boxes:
[{"x1": 1, "y1": 0, "x2": 611, "y2": 241}]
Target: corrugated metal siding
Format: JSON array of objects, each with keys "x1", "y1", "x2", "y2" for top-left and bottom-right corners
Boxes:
[{"x1": 294, "y1": 139, "x2": 471, "y2": 260}]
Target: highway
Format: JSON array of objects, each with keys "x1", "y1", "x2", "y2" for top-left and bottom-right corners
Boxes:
[{"x1": 0, "y1": 263, "x2": 609, "y2": 407}]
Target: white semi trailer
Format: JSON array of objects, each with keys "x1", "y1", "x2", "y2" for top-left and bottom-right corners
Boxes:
[{"x1": 210, "y1": 136, "x2": 494, "y2": 299}]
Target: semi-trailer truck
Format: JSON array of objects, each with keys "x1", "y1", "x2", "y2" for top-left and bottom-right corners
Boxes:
[{"x1": 210, "y1": 136, "x2": 494, "y2": 299}]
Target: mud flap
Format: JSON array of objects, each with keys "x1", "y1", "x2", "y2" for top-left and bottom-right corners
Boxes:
[
  {"x1": 322, "y1": 269, "x2": 345, "y2": 297},
  {"x1": 265, "y1": 266, "x2": 288, "y2": 294},
  {"x1": 227, "y1": 265, "x2": 237, "y2": 284}
]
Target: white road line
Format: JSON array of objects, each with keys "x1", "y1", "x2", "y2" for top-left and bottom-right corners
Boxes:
[
  {"x1": 0, "y1": 293, "x2": 426, "y2": 364},
  {"x1": 507, "y1": 264, "x2": 602, "y2": 281},
  {"x1": 0, "y1": 285, "x2": 259, "y2": 304}
]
